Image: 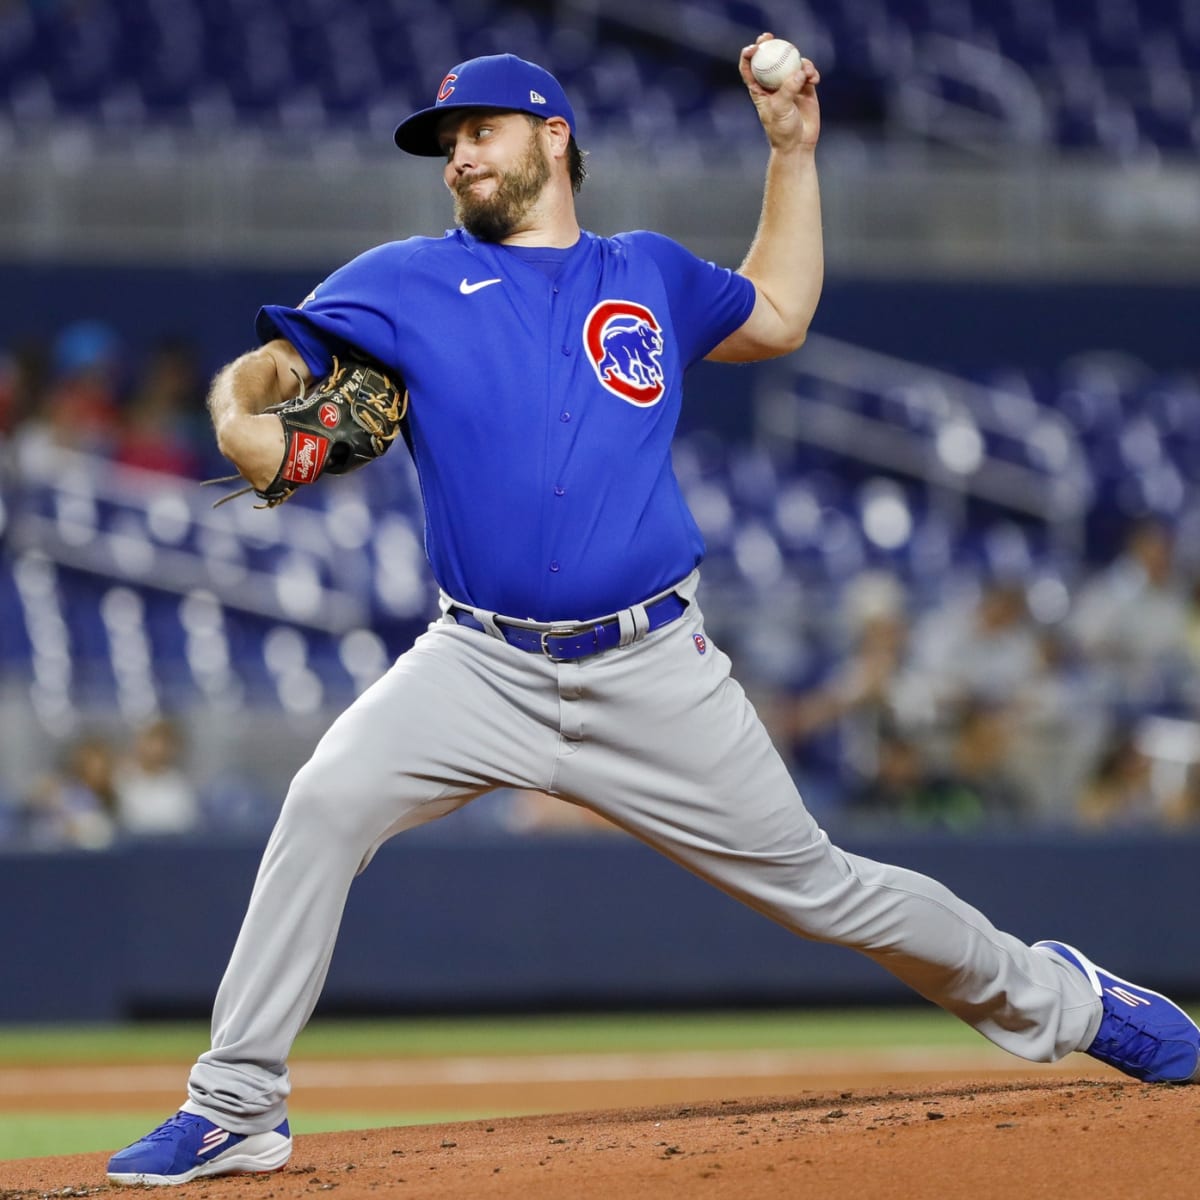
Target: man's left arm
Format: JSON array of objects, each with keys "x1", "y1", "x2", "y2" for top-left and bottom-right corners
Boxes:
[{"x1": 708, "y1": 35, "x2": 823, "y2": 363}]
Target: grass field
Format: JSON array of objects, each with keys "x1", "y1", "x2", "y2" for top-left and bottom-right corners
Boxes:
[{"x1": 0, "y1": 1007, "x2": 997, "y2": 1161}]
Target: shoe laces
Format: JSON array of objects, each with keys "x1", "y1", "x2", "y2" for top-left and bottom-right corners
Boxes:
[
  {"x1": 1094, "y1": 1007, "x2": 1169, "y2": 1072},
  {"x1": 143, "y1": 1112, "x2": 205, "y2": 1143}
]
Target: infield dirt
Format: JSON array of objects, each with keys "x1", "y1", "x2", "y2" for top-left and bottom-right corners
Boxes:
[{"x1": 3, "y1": 1065, "x2": 1199, "y2": 1199}]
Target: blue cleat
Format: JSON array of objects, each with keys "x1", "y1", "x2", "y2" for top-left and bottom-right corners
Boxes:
[
  {"x1": 1035, "y1": 940, "x2": 1200, "y2": 1084},
  {"x1": 106, "y1": 1110, "x2": 292, "y2": 1186}
]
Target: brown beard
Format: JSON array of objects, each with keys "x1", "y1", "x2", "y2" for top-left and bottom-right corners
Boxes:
[{"x1": 453, "y1": 126, "x2": 551, "y2": 242}]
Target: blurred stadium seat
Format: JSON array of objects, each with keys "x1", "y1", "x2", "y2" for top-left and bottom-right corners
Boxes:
[
  {"x1": 0, "y1": 0, "x2": 1196, "y2": 155},
  {"x1": 3, "y1": 330, "x2": 1195, "y2": 716},
  {"x1": 0, "y1": 1, "x2": 1197, "y2": 834}
]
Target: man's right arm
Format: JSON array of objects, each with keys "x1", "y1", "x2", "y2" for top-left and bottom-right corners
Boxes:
[
  {"x1": 207, "y1": 339, "x2": 314, "y2": 492},
  {"x1": 707, "y1": 36, "x2": 823, "y2": 364}
]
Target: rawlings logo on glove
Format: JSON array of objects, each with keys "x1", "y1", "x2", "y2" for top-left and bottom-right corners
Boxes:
[
  {"x1": 206, "y1": 356, "x2": 407, "y2": 508},
  {"x1": 282, "y1": 431, "x2": 330, "y2": 485}
]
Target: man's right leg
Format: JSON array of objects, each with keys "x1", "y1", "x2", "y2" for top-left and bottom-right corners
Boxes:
[{"x1": 108, "y1": 623, "x2": 561, "y2": 1183}]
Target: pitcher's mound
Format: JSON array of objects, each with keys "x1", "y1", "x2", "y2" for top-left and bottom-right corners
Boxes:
[{"x1": 5, "y1": 1078, "x2": 1194, "y2": 1200}]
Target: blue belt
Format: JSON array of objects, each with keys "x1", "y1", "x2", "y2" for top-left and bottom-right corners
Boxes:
[{"x1": 449, "y1": 593, "x2": 687, "y2": 662}]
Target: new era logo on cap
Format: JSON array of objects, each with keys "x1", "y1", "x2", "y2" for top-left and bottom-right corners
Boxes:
[{"x1": 394, "y1": 54, "x2": 576, "y2": 155}]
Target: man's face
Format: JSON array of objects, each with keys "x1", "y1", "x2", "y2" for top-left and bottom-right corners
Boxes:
[{"x1": 440, "y1": 111, "x2": 551, "y2": 241}]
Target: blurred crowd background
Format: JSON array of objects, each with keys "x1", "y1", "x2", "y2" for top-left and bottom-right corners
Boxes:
[{"x1": 1, "y1": 0, "x2": 1199, "y2": 851}]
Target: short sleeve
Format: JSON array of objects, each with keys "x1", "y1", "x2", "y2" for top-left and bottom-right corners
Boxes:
[
  {"x1": 616, "y1": 231, "x2": 756, "y2": 366},
  {"x1": 255, "y1": 242, "x2": 409, "y2": 375}
]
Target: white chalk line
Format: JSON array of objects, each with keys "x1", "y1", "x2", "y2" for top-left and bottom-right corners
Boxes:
[{"x1": 0, "y1": 1046, "x2": 1077, "y2": 1097}]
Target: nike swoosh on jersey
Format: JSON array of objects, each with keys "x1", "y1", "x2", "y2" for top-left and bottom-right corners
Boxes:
[{"x1": 459, "y1": 277, "x2": 503, "y2": 294}]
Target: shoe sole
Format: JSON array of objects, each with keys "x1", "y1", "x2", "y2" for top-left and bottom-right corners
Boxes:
[
  {"x1": 1035, "y1": 939, "x2": 1200, "y2": 1083},
  {"x1": 107, "y1": 1139, "x2": 292, "y2": 1187}
]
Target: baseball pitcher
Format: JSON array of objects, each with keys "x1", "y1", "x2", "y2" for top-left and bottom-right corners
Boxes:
[{"x1": 107, "y1": 37, "x2": 1200, "y2": 1186}]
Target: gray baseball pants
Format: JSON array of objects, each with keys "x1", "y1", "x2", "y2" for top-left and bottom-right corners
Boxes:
[{"x1": 186, "y1": 572, "x2": 1102, "y2": 1132}]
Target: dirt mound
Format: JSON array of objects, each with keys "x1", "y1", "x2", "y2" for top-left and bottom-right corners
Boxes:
[{"x1": 4, "y1": 1077, "x2": 1195, "y2": 1200}]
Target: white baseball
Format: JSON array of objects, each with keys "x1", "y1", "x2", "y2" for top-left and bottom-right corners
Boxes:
[{"x1": 751, "y1": 38, "x2": 802, "y2": 91}]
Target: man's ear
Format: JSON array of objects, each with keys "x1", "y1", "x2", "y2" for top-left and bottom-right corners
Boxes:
[{"x1": 543, "y1": 115, "x2": 572, "y2": 159}]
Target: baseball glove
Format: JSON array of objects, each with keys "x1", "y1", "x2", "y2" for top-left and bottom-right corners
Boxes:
[{"x1": 207, "y1": 356, "x2": 407, "y2": 508}]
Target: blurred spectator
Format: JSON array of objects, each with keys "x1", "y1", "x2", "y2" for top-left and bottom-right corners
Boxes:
[
  {"x1": 847, "y1": 706, "x2": 1024, "y2": 833},
  {"x1": 4, "y1": 325, "x2": 1200, "y2": 842},
  {"x1": 12, "y1": 319, "x2": 124, "y2": 465},
  {"x1": 906, "y1": 575, "x2": 1043, "y2": 716},
  {"x1": 114, "y1": 716, "x2": 201, "y2": 836},
  {"x1": 1005, "y1": 626, "x2": 1111, "y2": 824},
  {"x1": 0, "y1": 336, "x2": 51, "y2": 438},
  {"x1": 1068, "y1": 518, "x2": 1192, "y2": 710},
  {"x1": 114, "y1": 337, "x2": 207, "y2": 478},
  {"x1": 1075, "y1": 727, "x2": 1160, "y2": 830},
  {"x1": 47, "y1": 319, "x2": 125, "y2": 452},
  {"x1": 1181, "y1": 575, "x2": 1200, "y2": 692},
  {"x1": 21, "y1": 732, "x2": 119, "y2": 850},
  {"x1": 929, "y1": 700, "x2": 1028, "y2": 826},
  {"x1": 766, "y1": 571, "x2": 914, "y2": 797},
  {"x1": 779, "y1": 573, "x2": 909, "y2": 742},
  {"x1": 847, "y1": 727, "x2": 943, "y2": 828},
  {"x1": 1161, "y1": 762, "x2": 1200, "y2": 829},
  {"x1": 887, "y1": 574, "x2": 1062, "y2": 819}
]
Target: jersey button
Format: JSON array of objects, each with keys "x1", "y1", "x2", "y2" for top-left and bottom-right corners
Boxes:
[
  {"x1": 554, "y1": 486, "x2": 565, "y2": 497},
  {"x1": 561, "y1": 345, "x2": 572, "y2": 355},
  {"x1": 559, "y1": 411, "x2": 571, "y2": 422},
  {"x1": 549, "y1": 561, "x2": 561, "y2": 573}
]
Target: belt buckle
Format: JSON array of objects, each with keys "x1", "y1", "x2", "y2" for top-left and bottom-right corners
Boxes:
[{"x1": 540, "y1": 623, "x2": 588, "y2": 662}]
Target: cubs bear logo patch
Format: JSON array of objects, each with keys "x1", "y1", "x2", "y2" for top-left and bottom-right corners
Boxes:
[
  {"x1": 693, "y1": 633, "x2": 707, "y2": 655},
  {"x1": 582, "y1": 300, "x2": 666, "y2": 406}
]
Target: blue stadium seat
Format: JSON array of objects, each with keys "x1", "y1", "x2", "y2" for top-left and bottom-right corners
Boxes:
[
  {"x1": 0, "y1": 0, "x2": 1190, "y2": 154},
  {"x1": 3, "y1": 343, "x2": 1199, "y2": 743}
]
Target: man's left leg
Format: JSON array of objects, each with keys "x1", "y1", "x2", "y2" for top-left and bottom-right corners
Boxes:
[{"x1": 556, "y1": 598, "x2": 1197, "y2": 1082}]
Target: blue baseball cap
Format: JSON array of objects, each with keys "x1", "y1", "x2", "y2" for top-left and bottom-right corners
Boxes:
[{"x1": 394, "y1": 53, "x2": 576, "y2": 156}]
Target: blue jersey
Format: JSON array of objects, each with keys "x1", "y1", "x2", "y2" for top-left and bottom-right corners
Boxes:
[{"x1": 256, "y1": 228, "x2": 755, "y2": 620}]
